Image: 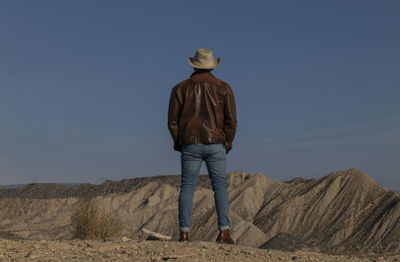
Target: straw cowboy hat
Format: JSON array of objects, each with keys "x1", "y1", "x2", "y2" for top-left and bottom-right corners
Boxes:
[{"x1": 188, "y1": 48, "x2": 220, "y2": 69}]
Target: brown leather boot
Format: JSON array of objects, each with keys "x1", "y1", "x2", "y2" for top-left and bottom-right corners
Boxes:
[
  {"x1": 179, "y1": 231, "x2": 189, "y2": 242},
  {"x1": 216, "y1": 229, "x2": 235, "y2": 244}
]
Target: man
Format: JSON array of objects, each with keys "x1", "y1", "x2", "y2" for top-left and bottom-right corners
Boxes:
[{"x1": 168, "y1": 48, "x2": 237, "y2": 244}]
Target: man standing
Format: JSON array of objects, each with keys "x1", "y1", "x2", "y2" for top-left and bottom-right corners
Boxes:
[{"x1": 168, "y1": 48, "x2": 237, "y2": 244}]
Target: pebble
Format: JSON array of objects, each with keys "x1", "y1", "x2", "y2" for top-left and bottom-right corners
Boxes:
[{"x1": 122, "y1": 237, "x2": 130, "y2": 242}]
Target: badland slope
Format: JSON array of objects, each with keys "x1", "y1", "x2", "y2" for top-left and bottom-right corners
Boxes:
[{"x1": 0, "y1": 168, "x2": 399, "y2": 255}]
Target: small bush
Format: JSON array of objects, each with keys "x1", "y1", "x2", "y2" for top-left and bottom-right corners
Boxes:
[{"x1": 71, "y1": 198, "x2": 121, "y2": 240}]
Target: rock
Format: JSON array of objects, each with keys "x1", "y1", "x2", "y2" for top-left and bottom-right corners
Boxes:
[
  {"x1": 142, "y1": 228, "x2": 171, "y2": 241},
  {"x1": 122, "y1": 237, "x2": 130, "y2": 242},
  {"x1": 84, "y1": 242, "x2": 94, "y2": 248}
]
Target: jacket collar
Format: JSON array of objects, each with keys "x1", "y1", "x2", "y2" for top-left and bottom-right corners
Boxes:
[{"x1": 190, "y1": 70, "x2": 215, "y2": 78}]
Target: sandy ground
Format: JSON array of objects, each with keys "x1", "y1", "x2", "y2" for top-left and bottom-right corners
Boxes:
[{"x1": 0, "y1": 238, "x2": 398, "y2": 262}]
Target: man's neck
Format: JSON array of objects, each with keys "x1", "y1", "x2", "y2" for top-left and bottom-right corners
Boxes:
[{"x1": 190, "y1": 69, "x2": 213, "y2": 78}]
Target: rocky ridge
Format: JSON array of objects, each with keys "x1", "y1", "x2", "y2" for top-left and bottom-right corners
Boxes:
[{"x1": 0, "y1": 168, "x2": 399, "y2": 255}]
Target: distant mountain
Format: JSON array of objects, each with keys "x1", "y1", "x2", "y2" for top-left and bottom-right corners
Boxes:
[
  {"x1": 0, "y1": 184, "x2": 27, "y2": 189},
  {"x1": 0, "y1": 183, "x2": 81, "y2": 190},
  {"x1": 0, "y1": 168, "x2": 399, "y2": 255},
  {"x1": 389, "y1": 189, "x2": 400, "y2": 195}
]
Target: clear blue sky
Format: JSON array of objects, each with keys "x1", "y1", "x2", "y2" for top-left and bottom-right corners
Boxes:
[{"x1": 0, "y1": 1, "x2": 399, "y2": 189}]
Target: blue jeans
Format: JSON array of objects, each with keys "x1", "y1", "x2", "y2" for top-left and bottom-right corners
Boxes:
[{"x1": 179, "y1": 143, "x2": 231, "y2": 232}]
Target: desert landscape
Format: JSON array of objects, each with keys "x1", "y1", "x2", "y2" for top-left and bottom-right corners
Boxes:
[
  {"x1": 0, "y1": 168, "x2": 399, "y2": 261},
  {"x1": 2, "y1": 0, "x2": 399, "y2": 261}
]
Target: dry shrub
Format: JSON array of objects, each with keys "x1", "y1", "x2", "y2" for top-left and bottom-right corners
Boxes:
[{"x1": 71, "y1": 198, "x2": 121, "y2": 240}]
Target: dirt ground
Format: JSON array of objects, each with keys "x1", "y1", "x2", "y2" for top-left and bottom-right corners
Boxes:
[{"x1": 0, "y1": 238, "x2": 398, "y2": 262}]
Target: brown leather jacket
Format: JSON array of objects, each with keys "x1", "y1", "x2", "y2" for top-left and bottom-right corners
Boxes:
[{"x1": 168, "y1": 70, "x2": 237, "y2": 153}]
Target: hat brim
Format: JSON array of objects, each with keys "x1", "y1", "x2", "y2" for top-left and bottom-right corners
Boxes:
[{"x1": 188, "y1": 57, "x2": 220, "y2": 69}]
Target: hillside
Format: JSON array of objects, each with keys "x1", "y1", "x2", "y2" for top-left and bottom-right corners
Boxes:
[{"x1": 0, "y1": 168, "x2": 399, "y2": 255}]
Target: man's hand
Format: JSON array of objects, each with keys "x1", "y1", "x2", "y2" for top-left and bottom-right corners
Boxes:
[
  {"x1": 225, "y1": 142, "x2": 232, "y2": 154},
  {"x1": 174, "y1": 143, "x2": 182, "y2": 152}
]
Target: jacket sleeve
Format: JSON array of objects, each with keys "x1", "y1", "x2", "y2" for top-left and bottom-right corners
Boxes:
[
  {"x1": 168, "y1": 86, "x2": 182, "y2": 152},
  {"x1": 223, "y1": 83, "x2": 237, "y2": 153}
]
